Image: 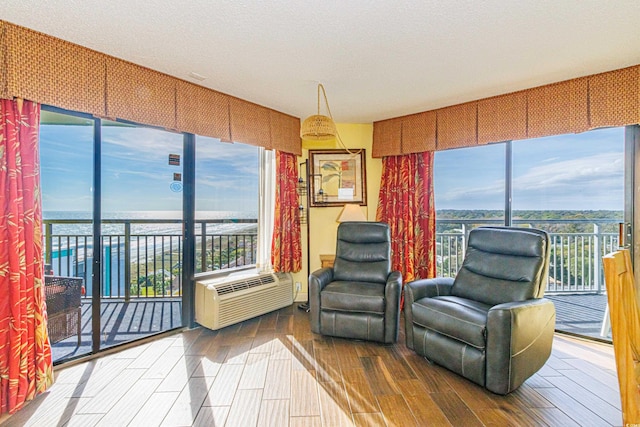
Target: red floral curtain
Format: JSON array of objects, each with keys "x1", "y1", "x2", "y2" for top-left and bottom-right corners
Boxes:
[
  {"x1": 271, "y1": 151, "x2": 302, "y2": 272},
  {"x1": 376, "y1": 151, "x2": 436, "y2": 282},
  {"x1": 0, "y1": 98, "x2": 53, "y2": 414}
]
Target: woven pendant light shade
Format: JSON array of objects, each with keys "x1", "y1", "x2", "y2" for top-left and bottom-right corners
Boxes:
[
  {"x1": 300, "y1": 114, "x2": 337, "y2": 140},
  {"x1": 301, "y1": 84, "x2": 338, "y2": 141}
]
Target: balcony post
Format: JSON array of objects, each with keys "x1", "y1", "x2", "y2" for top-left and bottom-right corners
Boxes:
[
  {"x1": 201, "y1": 222, "x2": 207, "y2": 273},
  {"x1": 45, "y1": 222, "x2": 53, "y2": 266},
  {"x1": 124, "y1": 222, "x2": 131, "y2": 302},
  {"x1": 593, "y1": 223, "x2": 601, "y2": 293},
  {"x1": 461, "y1": 224, "x2": 469, "y2": 260}
]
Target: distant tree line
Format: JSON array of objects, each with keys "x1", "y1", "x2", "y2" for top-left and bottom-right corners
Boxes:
[{"x1": 436, "y1": 210, "x2": 623, "y2": 234}]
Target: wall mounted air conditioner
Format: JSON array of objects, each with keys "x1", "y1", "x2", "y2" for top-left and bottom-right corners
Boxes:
[{"x1": 195, "y1": 271, "x2": 293, "y2": 330}]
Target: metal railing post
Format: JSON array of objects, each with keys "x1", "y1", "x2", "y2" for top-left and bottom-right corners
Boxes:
[
  {"x1": 45, "y1": 222, "x2": 53, "y2": 266},
  {"x1": 124, "y1": 222, "x2": 131, "y2": 302},
  {"x1": 593, "y1": 223, "x2": 602, "y2": 293},
  {"x1": 461, "y1": 224, "x2": 469, "y2": 261},
  {"x1": 200, "y1": 222, "x2": 207, "y2": 273}
]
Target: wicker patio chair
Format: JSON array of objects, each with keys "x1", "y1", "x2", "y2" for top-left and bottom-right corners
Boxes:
[{"x1": 45, "y1": 275, "x2": 83, "y2": 345}]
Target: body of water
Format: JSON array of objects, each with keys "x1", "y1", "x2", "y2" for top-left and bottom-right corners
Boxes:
[{"x1": 44, "y1": 210, "x2": 258, "y2": 236}]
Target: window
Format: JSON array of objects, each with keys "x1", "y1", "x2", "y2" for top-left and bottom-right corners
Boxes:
[
  {"x1": 434, "y1": 143, "x2": 506, "y2": 276},
  {"x1": 195, "y1": 137, "x2": 259, "y2": 272}
]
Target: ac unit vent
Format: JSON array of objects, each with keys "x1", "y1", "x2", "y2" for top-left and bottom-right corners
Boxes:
[
  {"x1": 213, "y1": 273, "x2": 276, "y2": 295},
  {"x1": 195, "y1": 272, "x2": 293, "y2": 330}
]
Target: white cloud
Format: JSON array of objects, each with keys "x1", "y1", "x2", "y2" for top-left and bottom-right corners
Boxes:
[{"x1": 437, "y1": 152, "x2": 624, "y2": 210}]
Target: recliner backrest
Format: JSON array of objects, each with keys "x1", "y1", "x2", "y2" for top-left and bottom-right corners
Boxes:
[
  {"x1": 332, "y1": 222, "x2": 391, "y2": 284},
  {"x1": 451, "y1": 227, "x2": 550, "y2": 305}
]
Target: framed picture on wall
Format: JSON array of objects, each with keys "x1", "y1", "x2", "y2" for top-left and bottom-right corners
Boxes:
[{"x1": 308, "y1": 149, "x2": 367, "y2": 207}]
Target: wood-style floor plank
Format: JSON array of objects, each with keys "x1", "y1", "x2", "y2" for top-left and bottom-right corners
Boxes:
[
  {"x1": 160, "y1": 375, "x2": 216, "y2": 426},
  {"x1": 341, "y1": 367, "x2": 380, "y2": 414},
  {"x1": 290, "y1": 415, "x2": 322, "y2": 427},
  {"x1": 430, "y1": 390, "x2": 484, "y2": 427},
  {"x1": 94, "y1": 378, "x2": 161, "y2": 426},
  {"x1": 204, "y1": 363, "x2": 244, "y2": 406},
  {"x1": 192, "y1": 406, "x2": 230, "y2": 427},
  {"x1": 396, "y1": 378, "x2": 452, "y2": 426},
  {"x1": 533, "y1": 386, "x2": 615, "y2": 426},
  {"x1": 376, "y1": 393, "x2": 419, "y2": 426},
  {"x1": 543, "y1": 375, "x2": 621, "y2": 425},
  {"x1": 257, "y1": 399, "x2": 289, "y2": 427},
  {"x1": 128, "y1": 391, "x2": 179, "y2": 426},
  {"x1": 290, "y1": 369, "x2": 321, "y2": 417},
  {"x1": 225, "y1": 388, "x2": 263, "y2": 427},
  {"x1": 76, "y1": 368, "x2": 145, "y2": 414},
  {"x1": 263, "y1": 358, "x2": 291, "y2": 399},
  {"x1": 360, "y1": 356, "x2": 401, "y2": 396},
  {"x1": 316, "y1": 379, "x2": 353, "y2": 426},
  {"x1": 352, "y1": 412, "x2": 386, "y2": 427},
  {"x1": 4, "y1": 305, "x2": 624, "y2": 427},
  {"x1": 529, "y1": 407, "x2": 582, "y2": 427},
  {"x1": 238, "y1": 352, "x2": 270, "y2": 390}
]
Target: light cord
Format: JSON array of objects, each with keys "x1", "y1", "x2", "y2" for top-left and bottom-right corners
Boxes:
[{"x1": 317, "y1": 83, "x2": 362, "y2": 156}]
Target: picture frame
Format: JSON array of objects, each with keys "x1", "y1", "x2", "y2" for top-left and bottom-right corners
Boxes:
[{"x1": 308, "y1": 149, "x2": 367, "y2": 207}]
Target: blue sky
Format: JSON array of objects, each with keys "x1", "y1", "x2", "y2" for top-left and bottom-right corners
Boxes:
[
  {"x1": 39, "y1": 122, "x2": 259, "y2": 214},
  {"x1": 434, "y1": 127, "x2": 625, "y2": 211},
  {"x1": 40, "y1": 119, "x2": 624, "y2": 214}
]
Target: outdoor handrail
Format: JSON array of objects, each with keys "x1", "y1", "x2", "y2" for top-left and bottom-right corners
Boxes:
[
  {"x1": 44, "y1": 218, "x2": 258, "y2": 300},
  {"x1": 44, "y1": 217, "x2": 620, "y2": 299},
  {"x1": 436, "y1": 219, "x2": 620, "y2": 293}
]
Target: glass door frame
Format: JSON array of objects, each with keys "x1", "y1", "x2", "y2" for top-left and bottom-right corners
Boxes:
[
  {"x1": 42, "y1": 105, "x2": 194, "y2": 358},
  {"x1": 629, "y1": 125, "x2": 639, "y2": 281}
]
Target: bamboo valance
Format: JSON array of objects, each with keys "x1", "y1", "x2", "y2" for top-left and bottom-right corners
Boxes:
[
  {"x1": 373, "y1": 64, "x2": 640, "y2": 157},
  {"x1": 0, "y1": 20, "x2": 301, "y2": 155}
]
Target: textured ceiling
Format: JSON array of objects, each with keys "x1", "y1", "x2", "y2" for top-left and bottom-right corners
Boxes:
[{"x1": 3, "y1": 1, "x2": 640, "y2": 123}]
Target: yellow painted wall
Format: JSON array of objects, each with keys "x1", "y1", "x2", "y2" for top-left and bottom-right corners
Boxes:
[{"x1": 292, "y1": 123, "x2": 382, "y2": 302}]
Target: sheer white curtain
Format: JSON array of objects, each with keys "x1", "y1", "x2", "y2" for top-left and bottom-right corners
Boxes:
[{"x1": 257, "y1": 148, "x2": 275, "y2": 272}]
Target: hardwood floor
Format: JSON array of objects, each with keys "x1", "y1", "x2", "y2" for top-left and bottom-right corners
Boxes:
[{"x1": 2, "y1": 305, "x2": 622, "y2": 426}]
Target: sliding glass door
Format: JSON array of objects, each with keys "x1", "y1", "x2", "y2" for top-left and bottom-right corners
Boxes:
[
  {"x1": 40, "y1": 109, "x2": 96, "y2": 362},
  {"x1": 41, "y1": 108, "x2": 187, "y2": 363},
  {"x1": 434, "y1": 126, "x2": 630, "y2": 342},
  {"x1": 512, "y1": 128, "x2": 625, "y2": 340},
  {"x1": 99, "y1": 120, "x2": 184, "y2": 350}
]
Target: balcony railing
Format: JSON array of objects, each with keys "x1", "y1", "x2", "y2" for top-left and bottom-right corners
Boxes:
[
  {"x1": 44, "y1": 218, "x2": 257, "y2": 300},
  {"x1": 436, "y1": 219, "x2": 621, "y2": 294},
  {"x1": 45, "y1": 217, "x2": 619, "y2": 300}
]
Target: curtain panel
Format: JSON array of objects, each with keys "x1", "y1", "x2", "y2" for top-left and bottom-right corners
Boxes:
[
  {"x1": 376, "y1": 151, "x2": 436, "y2": 284},
  {"x1": 271, "y1": 151, "x2": 302, "y2": 272},
  {"x1": 0, "y1": 98, "x2": 53, "y2": 414}
]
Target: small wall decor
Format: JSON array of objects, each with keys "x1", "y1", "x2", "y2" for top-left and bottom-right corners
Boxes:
[{"x1": 309, "y1": 149, "x2": 367, "y2": 207}]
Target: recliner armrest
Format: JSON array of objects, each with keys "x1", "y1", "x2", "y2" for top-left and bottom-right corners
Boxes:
[
  {"x1": 309, "y1": 267, "x2": 334, "y2": 290},
  {"x1": 403, "y1": 277, "x2": 454, "y2": 349},
  {"x1": 383, "y1": 271, "x2": 403, "y2": 343},
  {"x1": 406, "y1": 277, "x2": 454, "y2": 303},
  {"x1": 386, "y1": 270, "x2": 403, "y2": 289},
  {"x1": 486, "y1": 298, "x2": 556, "y2": 394},
  {"x1": 309, "y1": 267, "x2": 334, "y2": 334}
]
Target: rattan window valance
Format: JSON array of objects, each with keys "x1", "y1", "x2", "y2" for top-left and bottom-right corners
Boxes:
[
  {"x1": 0, "y1": 20, "x2": 301, "y2": 155},
  {"x1": 373, "y1": 64, "x2": 640, "y2": 157}
]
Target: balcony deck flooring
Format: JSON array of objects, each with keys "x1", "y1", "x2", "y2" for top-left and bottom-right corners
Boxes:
[
  {"x1": 8, "y1": 304, "x2": 621, "y2": 427},
  {"x1": 547, "y1": 294, "x2": 609, "y2": 340},
  {"x1": 51, "y1": 298, "x2": 182, "y2": 363}
]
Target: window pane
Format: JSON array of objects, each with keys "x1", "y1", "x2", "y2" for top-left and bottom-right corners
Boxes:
[
  {"x1": 434, "y1": 144, "x2": 506, "y2": 276},
  {"x1": 512, "y1": 127, "x2": 624, "y2": 341},
  {"x1": 195, "y1": 137, "x2": 259, "y2": 272}
]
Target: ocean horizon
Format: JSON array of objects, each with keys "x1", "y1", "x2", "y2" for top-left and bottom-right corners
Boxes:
[{"x1": 43, "y1": 210, "x2": 258, "y2": 236}]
